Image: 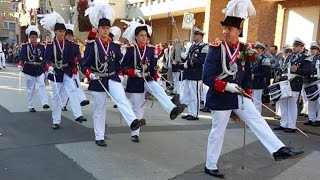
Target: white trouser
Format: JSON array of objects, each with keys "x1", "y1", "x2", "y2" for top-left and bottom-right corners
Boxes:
[
  {"x1": 51, "y1": 74, "x2": 82, "y2": 124},
  {"x1": 252, "y1": 89, "x2": 263, "y2": 113},
  {"x1": 172, "y1": 72, "x2": 180, "y2": 94},
  {"x1": 130, "y1": 80, "x2": 176, "y2": 136},
  {"x1": 276, "y1": 101, "x2": 281, "y2": 116},
  {"x1": 25, "y1": 74, "x2": 48, "y2": 108},
  {"x1": 206, "y1": 95, "x2": 285, "y2": 170},
  {"x1": 182, "y1": 80, "x2": 201, "y2": 117},
  {"x1": 92, "y1": 80, "x2": 138, "y2": 140},
  {"x1": 0, "y1": 52, "x2": 5, "y2": 68},
  {"x1": 202, "y1": 83, "x2": 209, "y2": 104},
  {"x1": 300, "y1": 88, "x2": 308, "y2": 114},
  {"x1": 60, "y1": 86, "x2": 69, "y2": 107},
  {"x1": 73, "y1": 73, "x2": 87, "y2": 102},
  {"x1": 308, "y1": 98, "x2": 320, "y2": 122},
  {"x1": 278, "y1": 91, "x2": 300, "y2": 129},
  {"x1": 159, "y1": 75, "x2": 167, "y2": 91}
]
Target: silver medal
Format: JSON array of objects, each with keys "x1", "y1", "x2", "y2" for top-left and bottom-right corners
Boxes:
[{"x1": 229, "y1": 62, "x2": 237, "y2": 72}]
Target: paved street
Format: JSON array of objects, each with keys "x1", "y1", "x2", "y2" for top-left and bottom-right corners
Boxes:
[{"x1": 0, "y1": 64, "x2": 320, "y2": 180}]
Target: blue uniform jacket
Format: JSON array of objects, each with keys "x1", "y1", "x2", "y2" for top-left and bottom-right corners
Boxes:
[
  {"x1": 281, "y1": 51, "x2": 312, "y2": 91},
  {"x1": 44, "y1": 38, "x2": 75, "y2": 82},
  {"x1": 182, "y1": 42, "x2": 208, "y2": 80},
  {"x1": 82, "y1": 39, "x2": 122, "y2": 92},
  {"x1": 203, "y1": 43, "x2": 252, "y2": 110},
  {"x1": 251, "y1": 54, "x2": 271, "y2": 89},
  {"x1": 18, "y1": 43, "x2": 45, "y2": 76},
  {"x1": 121, "y1": 45, "x2": 158, "y2": 93}
]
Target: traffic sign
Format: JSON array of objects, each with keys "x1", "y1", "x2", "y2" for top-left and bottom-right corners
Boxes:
[{"x1": 182, "y1": 12, "x2": 194, "y2": 29}]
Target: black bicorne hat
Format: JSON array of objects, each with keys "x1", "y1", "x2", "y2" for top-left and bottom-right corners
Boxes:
[
  {"x1": 98, "y1": 18, "x2": 111, "y2": 27},
  {"x1": 135, "y1": 25, "x2": 149, "y2": 36},
  {"x1": 54, "y1": 23, "x2": 66, "y2": 31},
  {"x1": 29, "y1": 31, "x2": 38, "y2": 37},
  {"x1": 221, "y1": 16, "x2": 244, "y2": 37},
  {"x1": 66, "y1": 29, "x2": 73, "y2": 36}
]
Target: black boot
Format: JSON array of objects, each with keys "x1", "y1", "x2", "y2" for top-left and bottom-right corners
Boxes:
[
  {"x1": 75, "y1": 116, "x2": 87, "y2": 123},
  {"x1": 130, "y1": 119, "x2": 146, "y2": 131},
  {"x1": 62, "y1": 106, "x2": 67, "y2": 111},
  {"x1": 43, "y1": 104, "x2": 50, "y2": 109},
  {"x1": 284, "y1": 128, "x2": 296, "y2": 133},
  {"x1": 273, "y1": 147, "x2": 304, "y2": 161},
  {"x1": 204, "y1": 167, "x2": 224, "y2": 178},
  {"x1": 29, "y1": 108, "x2": 36, "y2": 112},
  {"x1": 52, "y1": 124, "x2": 60, "y2": 130},
  {"x1": 131, "y1": 135, "x2": 140, "y2": 142},
  {"x1": 95, "y1": 140, "x2": 107, "y2": 147},
  {"x1": 273, "y1": 126, "x2": 286, "y2": 130},
  {"x1": 311, "y1": 121, "x2": 320, "y2": 127},
  {"x1": 80, "y1": 100, "x2": 90, "y2": 106},
  {"x1": 304, "y1": 120, "x2": 313, "y2": 125},
  {"x1": 170, "y1": 104, "x2": 186, "y2": 120}
]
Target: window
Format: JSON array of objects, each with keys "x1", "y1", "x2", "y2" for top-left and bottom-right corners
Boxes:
[
  {"x1": 11, "y1": 3, "x2": 16, "y2": 11},
  {"x1": 3, "y1": 21, "x2": 16, "y2": 30}
]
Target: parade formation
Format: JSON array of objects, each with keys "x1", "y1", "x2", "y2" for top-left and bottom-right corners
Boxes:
[{"x1": 2, "y1": 0, "x2": 320, "y2": 179}]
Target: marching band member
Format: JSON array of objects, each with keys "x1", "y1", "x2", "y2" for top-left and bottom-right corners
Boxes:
[
  {"x1": 252, "y1": 41, "x2": 271, "y2": 113},
  {"x1": 274, "y1": 38, "x2": 312, "y2": 133},
  {"x1": 304, "y1": 41, "x2": 320, "y2": 126},
  {"x1": 83, "y1": 1, "x2": 146, "y2": 146},
  {"x1": 121, "y1": 19, "x2": 186, "y2": 142},
  {"x1": 17, "y1": 25, "x2": 50, "y2": 112},
  {"x1": 40, "y1": 12, "x2": 87, "y2": 129},
  {"x1": 181, "y1": 27, "x2": 208, "y2": 120},
  {"x1": 64, "y1": 22, "x2": 90, "y2": 107},
  {"x1": 203, "y1": 0, "x2": 303, "y2": 178}
]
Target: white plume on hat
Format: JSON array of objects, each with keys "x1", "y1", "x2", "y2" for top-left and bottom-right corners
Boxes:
[
  {"x1": 110, "y1": 26, "x2": 121, "y2": 42},
  {"x1": 223, "y1": 0, "x2": 256, "y2": 19},
  {"x1": 65, "y1": 20, "x2": 74, "y2": 31},
  {"x1": 38, "y1": 11, "x2": 65, "y2": 31},
  {"x1": 121, "y1": 17, "x2": 152, "y2": 44},
  {"x1": 85, "y1": 0, "x2": 115, "y2": 27},
  {"x1": 25, "y1": 25, "x2": 40, "y2": 36}
]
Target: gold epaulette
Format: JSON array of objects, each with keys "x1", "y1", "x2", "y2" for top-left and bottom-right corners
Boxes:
[
  {"x1": 209, "y1": 41, "x2": 221, "y2": 48},
  {"x1": 85, "y1": 39, "x2": 95, "y2": 44},
  {"x1": 46, "y1": 41, "x2": 53, "y2": 45}
]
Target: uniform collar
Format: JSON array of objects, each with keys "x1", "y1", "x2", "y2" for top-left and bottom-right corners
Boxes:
[
  {"x1": 137, "y1": 43, "x2": 146, "y2": 49},
  {"x1": 227, "y1": 40, "x2": 239, "y2": 49},
  {"x1": 100, "y1": 38, "x2": 110, "y2": 45}
]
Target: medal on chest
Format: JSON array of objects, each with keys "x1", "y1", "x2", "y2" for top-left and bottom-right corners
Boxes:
[
  {"x1": 56, "y1": 38, "x2": 65, "y2": 61},
  {"x1": 225, "y1": 42, "x2": 240, "y2": 79}
]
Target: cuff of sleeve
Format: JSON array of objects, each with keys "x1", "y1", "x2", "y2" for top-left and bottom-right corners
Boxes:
[
  {"x1": 117, "y1": 70, "x2": 123, "y2": 76},
  {"x1": 153, "y1": 73, "x2": 160, "y2": 80},
  {"x1": 85, "y1": 69, "x2": 92, "y2": 79},
  {"x1": 88, "y1": 31, "x2": 97, "y2": 40},
  {"x1": 44, "y1": 63, "x2": 51, "y2": 72},
  {"x1": 74, "y1": 57, "x2": 79, "y2": 64},
  {"x1": 214, "y1": 78, "x2": 227, "y2": 92},
  {"x1": 18, "y1": 60, "x2": 24, "y2": 67},
  {"x1": 125, "y1": 68, "x2": 135, "y2": 78},
  {"x1": 246, "y1": 89, "x2": 253, "y2": 97}
]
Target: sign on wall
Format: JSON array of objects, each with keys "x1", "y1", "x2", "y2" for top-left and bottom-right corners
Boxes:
[{"x1": 182, "y1": 12, "x2": 194, "y2": 29}]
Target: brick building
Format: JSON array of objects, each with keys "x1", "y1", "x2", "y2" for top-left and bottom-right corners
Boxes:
[
  {"x1": 0, "y1": 1, "x2": 18, "y2": 44},
  {"x1": 209, "y1": 0, "x2": 320, "y2": 49}
]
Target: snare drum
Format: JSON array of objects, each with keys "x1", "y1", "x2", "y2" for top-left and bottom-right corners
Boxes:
[
  {"x1": 304, "y1": 83, "x2": 320, "y2": 101},
  {"x1": 268, "y1": 80, "x2": 292, "y2": 101}
]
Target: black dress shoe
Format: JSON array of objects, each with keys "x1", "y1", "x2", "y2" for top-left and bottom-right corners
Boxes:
[
  {"x1": 130, "y1": 119, "x2": 146, "y2": 131},
  {"x1": 62, "y1": 106, "x2": 67, "y2": 111},
  {"x1": 200, "y1": 100, "x2": 204, "y2": 105},
  {"x1": 170, "y1": 104, "x2": 186, "y2": 120},
  {"x1": 273, "y1": 126, "x2": 286, "y2": 130},
  {"x1": 204, "y1": 167, "x2": 224, "y2": 178},
  {"x1": 186, "y1": 115, "x2": 199, "y2": 121},
  {"x1": 80, "y1": 100, "x2": 90, "y2": 106},
  {"x1": 273, "y1": 147, "x2": 304, "y2": 161},
  {"x1": 131, "y1": 135, "x2": 140, "y2": 142},
  {"x1": 52, "y1": 124, "x2": 60, "y2": 130},
  {"x1": 200, "y1": 107, "x2": 211, "y2": 113},
  {"x1": 182, "y1": 115, "x2": 191, "y2": 119},
  {"x1": 284, "y1": 128, "x2": 296, "y2": 133},
  {"x1": 75, "y1": 116, "x2": 87, "y2": 123},
  {"x1": 311, "y1": 121, "x2": 320, "y2": 127},
  {"x1": 29, "y1": 108, "x2": 36, "y2": 112},
  {"x1": 113, "y1": 105, "x2": 118, "y2": 108},
  {"x1": 95, "y1": 140, "x2": 107, "y2": 147},
  {"x1": 43, "y1": 104, "x2": 50, "y2": 109},
  {"x1": 304, "y1": 120, "x2": 313, "y2": 125}
]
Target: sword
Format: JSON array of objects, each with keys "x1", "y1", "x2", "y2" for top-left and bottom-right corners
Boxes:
[{"x1": 18, "y1": 71, "x2": 22, "y2": 94}]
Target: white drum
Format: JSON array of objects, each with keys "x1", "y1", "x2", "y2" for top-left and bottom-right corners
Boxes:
[
  {"x1": 268, "y1": 80, "x2": 292, "y2": 101},
  {"x1": 304, "y1": 82, "x2": 320, "y2": 101}
]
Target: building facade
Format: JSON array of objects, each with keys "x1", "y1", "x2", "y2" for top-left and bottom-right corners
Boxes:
[{"x1": 0, "y1": 1, "x2": 19, "y2": 44}]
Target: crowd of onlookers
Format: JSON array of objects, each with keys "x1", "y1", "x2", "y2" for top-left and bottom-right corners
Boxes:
[{"x1": 0, "y1": 42, "x2": 21, "y2": 65}]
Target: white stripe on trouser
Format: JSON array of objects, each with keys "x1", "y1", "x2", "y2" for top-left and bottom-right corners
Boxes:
[
  {"x1": 130, "y1": 80, "x2": 176, "y2": 136},
  {"x1": 92, "y1": 80, "x2": 138, "y2": 139},
  {"x1": 25, "y1": 73, "x2": 48, "y2": 108},
  {"x1": 278, "y1": 91, "x2": 299, "y2": 129},
  {"x1": 300, "y1": 88, "x2": 308, "y2": 114},
  {"x1": 0, "y1": 53, "x2": 5, "y2": 68},
  {"x1": 202, "y1": 84, "x2": 209, "y2": 104},
  {"x1": 206, "y1": 95, "x2": 285, "y2": 170},
  {"x1": 308, "y1": 98, "x2": 320, "y2": 122},
  {"x1": 182, "y1": 80, "x2": 201, "y2": 117},
  {"x1": 172, "y1": 72, "x2": 180, "y2": 94},
  {"x1": 74, "y1": 73, "x2": 87, "y2": 102},
  {"x1": 51, "y1": 74, "x2": 82, "y2": 124},
  {"x1": 252, "y1": 89, "x2": 263, "y2": 113},
  {"x1": 276, "y1": 102, "x2": 281, "y2": 116}
]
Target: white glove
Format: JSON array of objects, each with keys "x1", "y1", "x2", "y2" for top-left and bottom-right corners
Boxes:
[
  {"x1": 183, "y1": 62, "x2": 188, "y2": 69},
  {"x1": 224, "y1": 83, "x2": 239, "y2": 93},
  {"x1": 18, "y1": 65, "x2": 23, "y2": 71},
  {"x1": 119, "y1": 75, "x2": 124, "y2": 82},
  {"x1": 89, "y1": 73, "x2": 99, "y2": 80},
  {"x1": 48, "y1": 66, "x2": 55, "y2": 74},
  {"x1": 134, "y1": 69, "x2": 142, "y2": 77}
]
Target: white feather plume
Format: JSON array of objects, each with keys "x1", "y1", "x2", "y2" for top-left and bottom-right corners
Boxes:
[
  {"x1": 121, "y1": 17, "x2": 153, "y2": 44},
  {"x1": 65, "y1": 20, "x2": 74, "y2": 31},
  {"x1": 85, "y1": 0, "x2": 115, "y2": 27},
  {"x1": 38, "y1": 12, "x2": 65, "y2": 31},
  {"x1": 25, "y1": 25, "x2": 40, "y2": 36},
  {"x1": 223, "y1": 0, "x2": 256, "y2": 19},
  {"x1": 110, "y1": 26, "x2": 121, "y2": 42}
]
